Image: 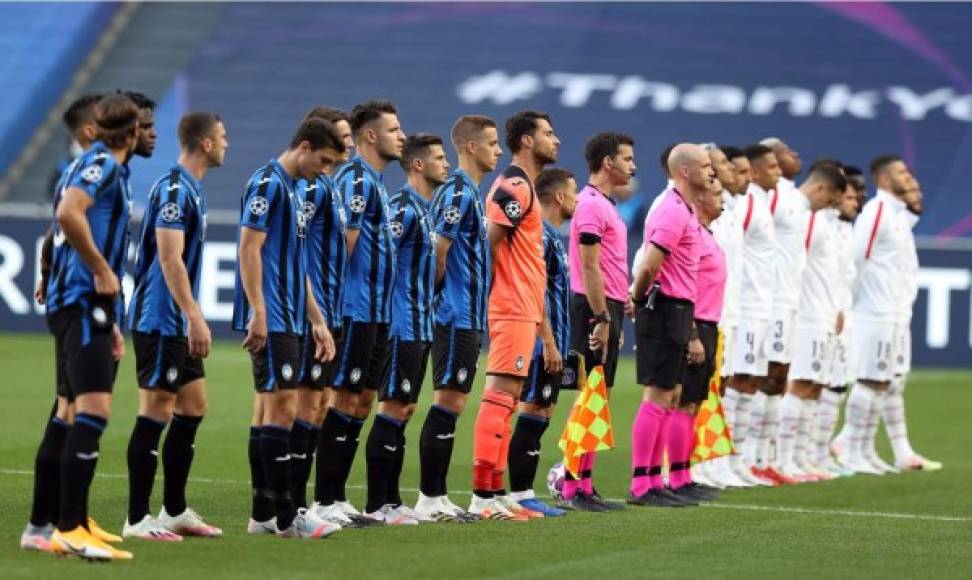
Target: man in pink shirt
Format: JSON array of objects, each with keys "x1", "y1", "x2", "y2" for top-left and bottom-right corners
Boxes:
[
  {"x1": 628, "y1": 143, "x2": 711, "y2": 508},
  {"x1": 563, "y1": 132, "x2": 636, "y2": 512}
]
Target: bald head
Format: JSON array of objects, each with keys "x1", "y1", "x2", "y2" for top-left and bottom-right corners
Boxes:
[{"x1": 668, "y1": 143, "x2": 712, "y2": 198}]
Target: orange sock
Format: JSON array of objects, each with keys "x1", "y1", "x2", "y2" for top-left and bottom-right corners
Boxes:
[
  {"x1": 492, "y1": 412, "x2": 514, "y2": 490},
  {"x1": 473, "y1": 390, "x2": 515, "y2": 493}
]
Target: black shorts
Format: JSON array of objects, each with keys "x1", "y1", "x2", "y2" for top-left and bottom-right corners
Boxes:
[
  {"x1": 635, "y1": 294, "x2": 695, "y2": 390},
  {"x1": 379, "y1": 337, "x2": 431, "y2": 405},
  {"x1": 432, "y1": 323, "x2": 482, "y2": 394},
  {"x1": 250, "y1": 332, "x2": 301, "y2": 392},
  {"x1": 299, "y1": 325, "x2": 344, "y2": 390},
  {"x1": 680, "y1": 320, "x2": 718, "y2": 406},
  {"x1": 569, "y1": 294, "x2": 624, "y2": 388},
  {"x1": 133, "y1": 331, "x2": 205, "y2": 392},
  {"x1": 520, "y1": 340, "x2": 560, "y2": 408},
  {"x1": 333, "y1": 319, "x2": 390, "y2": 393},
  {"x1": 46, "y1": 300, "x2": 118, "y2": 400}
]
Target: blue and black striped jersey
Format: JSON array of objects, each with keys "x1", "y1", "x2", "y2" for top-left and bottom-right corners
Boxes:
[
  {"x1": 46, "y1": 141, "x2": 133, "y2": 316},
  {"x1": 128, "y1": 163, "x2": 208, "y2": 336},
  {"x1": 300, "y1": 173, "x2": 347, "y2": 330},
  {"x1": 430, "y1": 168, "x2": 489, "y2": 331},
  {"x1": 335, "y1": 155, "x2": 396, "y2": 324},
  {"x1": 232, "y1": 159, "x2": 307, "y2": 335},
  {"x1": 389, "y1": 185, "x2": 437, "y2": 342},
  {"x1": 542, "y1": 220, "x2": 570, "y2": 354}
]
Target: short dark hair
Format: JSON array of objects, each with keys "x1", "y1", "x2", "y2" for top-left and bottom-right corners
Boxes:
[
  {"x1": 62, "y1": 94, "x2": 102, "y2": 134},
  {"x1": 350, "y1": 99, "x2": 397, "y2": 135},
  {"x1": 94, "y1": 94, "x2": 140, "y2": 149},
  {"x1": 844, "y1": 165, "x2": 866, "y2": 191},
  {"x1": 288, "y1": 117, "x2": 346, "y2": 153},
  {"x1": 744, "y1": 144, "x2": 774, "y2": 162},
  {"x1": 807, "y1": 157, "x2": 844, "y2": 175},
  {"x1": 303, "y1": 106, "x2": 348, "y2": 125},
  {"x1": 584, "y1": 132, "x2": 635, "y2": 173},
  {"x1": 400, "y1": 133, "x2": 444, "y2": 170},
  {"x1": 505, "y1": 110, "x2": 550, "y2": 154},
  {"x1": 536, "y1": 167, "x2": 574, "y2": 204},
  {"x1": 178, "y1": 112, "x2": 222, "y2": 152},
  {"x1": 807, "y1": 162, "x2": 847, "y2": 192},
  {"x1": 122, "y1": 91, "x2": 156, "y2": 111},
  {"x1": 451, "y1": 115, "x2": 496, "y2": 149},
  {"x1": 720, "y1": 145, "x2": 745, "y2": 161},
  {"x1": 869, "y1": 154, "x2": 902, "y2": 181}
]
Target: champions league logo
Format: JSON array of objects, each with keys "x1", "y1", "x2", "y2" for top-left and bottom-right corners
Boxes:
[
  {"x1": 444, "y1": 206, "x2": 461, "y2": 225},
  {"x1": 81, "y1": 165, "x2": 102, "y2": 184},
  {"x1": 503, "y1": 199, "x2": 522, "y2": 220},
  {"x1": 160, "y1": 202, "x2": 182, "y2": 223},
  {"x1": 349, "y1": 195, "x2": 367, "y2": 214},
  {"x1": 249, "y1": 196, "x2": 269, "y2": 216}
]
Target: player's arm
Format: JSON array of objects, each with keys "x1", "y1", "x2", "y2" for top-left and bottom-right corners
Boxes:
[
  {"x1": 538, "y1": 308, "x2": 562, "y2": 374},
  {"x1": 55, "y1": 186, "x2": 118, "y2": 297},
  {"x1": 435, "y1": 237, "x2": 452, "y2": 287},
  {"x1": 35, "y1": 228, "x2": 53, "y2": 304},
  {"x1": 305, "y1": 277, "x2": 334, "y2": 362},
  {"x1": 343, "y1": 173, "x2": 372, "y2": 259},
  {"x1": 487, "y1": 222, "x2": 507, "y2": 284},
  {"x1": 630, "y1": 244, "x2": 666, "y2": 300},
  {"x1": 157, "y1": 228, "x2": 211, "y2": 358},
  {"x1": 238, "y1": 227, "x2": 267, "y2": 353},
  {"x1": 433, "y1": 186, "x2": 467, "y2": 287}
]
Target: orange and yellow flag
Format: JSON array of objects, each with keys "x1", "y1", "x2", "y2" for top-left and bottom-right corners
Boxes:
[
  {"x1": 692, "y1": 330, "x2": 735, "y2": 463},
  {"x1": 558, "y1": 361, "x2": 615, "y2": 478}
]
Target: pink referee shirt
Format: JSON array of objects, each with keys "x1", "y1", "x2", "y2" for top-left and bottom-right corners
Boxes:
[
  {"x1": 641, "y1": 187, "x2": 701, "y2": 302},
  {"x1": 569, "y1": 184, "x2": 629, "y2": 302},
  {"x1": 694, "y1": 226, "x2": 727, "y2": 322}
]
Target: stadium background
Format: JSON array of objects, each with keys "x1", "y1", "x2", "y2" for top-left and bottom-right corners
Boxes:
[{"x1": 1, "y1": 1, "x2": 971, "y2": 367}]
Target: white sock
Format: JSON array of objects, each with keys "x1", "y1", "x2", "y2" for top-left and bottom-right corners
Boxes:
[
  {"x1": 796, "y1": 399, "x2": 817, "y2": 468},
  {"x1": 777, "y1": 393, "x2": 802, "y2": 470},
  {"x1": 746, "y1": 391, "x2": 767, "y2": 465},
  {"x1": 722, "y1": 388, "x2": 740, "y2": 434},
  {"x1": 732, "y1": 392, "x2": 752, "y2": 458},
  {"x1": 814, "y1": 388, "x2": 844, "y2": 463},
  {"x1": 863, "y1": 390, "x2": 887, "y2": 460},
  {"x1": 509, "y1": 490, "x2": 534, "y2": 502},
  {"x1": 882, "y1": 375, "x2": 915, "y2": 462},
  {"x1": 844, "y1": 383, "x2": 877, "y2": 462}
]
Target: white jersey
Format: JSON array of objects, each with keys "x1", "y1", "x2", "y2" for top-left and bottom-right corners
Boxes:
[
  {"x1": 768, "y1": 178, "x2": 811, "y2": 313},
  {"x1": 853, "y1": 189, "x2": 908, "y2": 321},
  {"x1": 897, "y1": 210, "x2": 920, "y2": 325},
  {"x1": 832, "y1": 217, "x2": 857, "y2": 328},
  {"x1": 738, "y1": 184, "x2": 777, "y2": 320},
  {"x1": 797, "y1": 208, "x2": 839, "y2": 329},
  {"x1": 711, "y1": 190, "x2": 744, "y2": 328}
]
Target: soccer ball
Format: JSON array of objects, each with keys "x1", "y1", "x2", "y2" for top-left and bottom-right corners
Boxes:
[{"x1": 546, "y1": 461, "x2": 566, "y2": 500}]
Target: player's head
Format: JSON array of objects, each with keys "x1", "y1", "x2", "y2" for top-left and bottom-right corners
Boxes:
[
  {"x1": 93, "y1": 94, "x2": 140, "y2": 154},
  {"x1": 760, "y1": 137, "x2": 801, "y2": 179},
  {"x1": 536, "y1": 167, "x2": 577, "y2": 219},
  {"x1": 288, "y1": 117, "x2": 346, "y2": 180},
  {"x1": 903, "y1": 176, "x2": 923, "y2": 214},
  {"x1": 800, "y1": 161, "x2": 847, "y2": 210},
  {"x1": 721, "y1": 145, "x2": 750, "y2": 194},
  {"x1": 451, "y1": 115, "x2": 501, "y2": 173},
  {"x1": 695, "y1": 174, "x2": 724, "y2": 224},
  {"x1": 659, "y1": 143, "x2": 677, "y2": 179},
  {"x1": 350, "y1": 99, "x2": 405, "y2": 162},
  {"x1": 838, "y1": 180, "x2": 861, "y2": 221},
  {"x1": 304, "y1": 106, "x2": 353, "y2": 162},
  {"x1": 843, "y1": 165, "x2": 867, "y2": 208},
  {"x1": 62, "y1": 93, "x2": 102, "y2": 147},
  {"x1": 702, "y1": 143, "x2": 734, "y2": 192},
  {"x1": 869, "y1": 154, "x2": 911, "y2": 196},
  {"x1": 585, "y1": 132, "x2": 636, "y2": 187},
  {"x1": 122, "y1": 91, "x2": 156, "y2": 158},
  {"x1": 667, "y1": 143, "x2": 712, "y2": 195},
  {"x1": 178, "y1": 112, "x2": 228, "y2": 168},
  {"x1": 400, "y1": 133, "x2": 450, "y2": 188},
  {"x1": 745, "y1": 144, "x2": 782, "y2": 191},
  {"x1": 505, "y1": 110, "x2": 558, "y2": 166}
]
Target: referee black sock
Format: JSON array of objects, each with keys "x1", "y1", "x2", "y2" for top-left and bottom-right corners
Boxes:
[
  {"x1": 337, "y1": 418, "x2": 364, "y2": 503},
  {"x1": 162, "y1": 414, "x2": 202, "y2": 517},
  {"x1": 419, "y1": 404, "x2": 458, "y2": 497},
  {"x1": 126, "y1": 415, "x2": 167, "y2": 524},
  {"x1": 390, "y1": 422, "x2": 407, "y2": 506},
  {"x1": 260, "y1": 425, "x2": 296, "y2": 530},
  {"x1": 315, "y1": 410, "x2": 349, "y2": 505},
  {"x1": 509, "y1": 413, "x2": 549, "y2": 494},
  {"x1": 30, "y1": 412, "x2": 67, "y2": 527},
  {"x1": 365, "y1": 414, "x2": 400, "y2": 513},
  {"x1": 248, "y1": 426, "x2": 273, "y2": 522},
  {"x1": 289, "y1": 419, "x2": 313, "y2": 508},
  {"x1": 58, "y1": 413, "x2": 107, "y2": 532}
]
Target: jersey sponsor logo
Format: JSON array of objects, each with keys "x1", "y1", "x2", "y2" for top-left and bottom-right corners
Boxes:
[
  {"x1": 281, "y1": 363, "x2": 294, "y2": 381},
  {"x1": 166, "y1": 366, "x2": 179, "y2": 384},
  {"x1": 444, "y1": 206, "x2": 461, "y2": 224},
  {"x1": 160, "y1": 202, "x2": 182, "y2": 223},
  {"x1": 349, "y1": 195, "x2": 367, "y2": 213},
  {"x1": 249, "y1": 196, "x2": 269, "y2": 216}
]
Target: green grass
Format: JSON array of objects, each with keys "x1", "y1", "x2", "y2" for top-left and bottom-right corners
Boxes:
[{"x1": 1, "y1": 333, "x2": 971, "y2": 578}]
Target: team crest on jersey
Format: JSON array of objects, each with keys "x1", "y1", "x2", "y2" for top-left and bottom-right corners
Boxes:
[
  {"x1": 296, "y1": 209, "x2": 308, "y2": 239},
  {"x1": 281, "y1": 363, "x2": 294, "y2": 381},
  {"x1": 542, "y1": 384, "x2": 553, "y2": 401},
  {"x1": 349, "y1": 195, "x2": 367, "y2": 214},
  {"x1": 311, "y1": 364, "x2": 323, "y2": 381},
  {"x1": 561, "y1": 368, "x2": 576, "y2": 386},
  {"x1": 350, "y1": 368, "x2": 362, "y2": 384},
  {"x1": 249, "y1": 196, "x2": 269, "y2": 216},
  {"x1": 515, "y1": 355, "x2": 525, "y2": 370},
  {"x1": 773, "y1": 341, "x2": 784, "y2": 353},
  {"x1": 160, "y1": 202, "x2": 182, "y2": 223},
  {"x1": 457, "y1": 368, "x2": 468, "y2": 384},
  {"x1": 81, "y1": 165, "x2": 103, "y2": 184},
  {"x1": 503, "y1": 199, "x2": 522, "y2": 220},
  {"x1": 444, "y1": 206, "x2": 461, "y2": 225},
  {"x1": 389, "y1": 221, "x2": 404, "y2": 238},
  {"x1": 401, "y1": 379, "x2": 411, "y2": 394},
  {"x1": 166, "y1": 366, "x2": 179, "y2": 385}
]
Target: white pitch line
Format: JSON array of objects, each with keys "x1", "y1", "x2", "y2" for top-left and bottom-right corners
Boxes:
[{"x1": 3, "y1": 468, "x2": 969, "y2": 523}]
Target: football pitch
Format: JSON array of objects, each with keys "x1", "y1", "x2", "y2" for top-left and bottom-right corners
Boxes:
[{"x1": 1, "y1": 333, "x2": 970, "y2": 578}]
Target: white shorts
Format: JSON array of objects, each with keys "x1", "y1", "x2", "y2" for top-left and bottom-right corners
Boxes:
[
  {"x1": 732, "y1": 318, "x2": 769, "y2": 377},
  {"x1": 764, "y1": 309, "x2": 797, "y2": 364},
  {"x1": 829, "y1": 328, "x2": 852, "y2": 388},
  {"x1": 789, "y1": 326, "x2": 834, "y2": 384},
  {"x1": 852, "y1": 319, "x2": 895, "y2": 382},
  {"x1": 719, "y1": 324, "x2": 737, "y2": 378},
  {"x1": 894, "y1": 324, "x2": 911, "y2": 375}
]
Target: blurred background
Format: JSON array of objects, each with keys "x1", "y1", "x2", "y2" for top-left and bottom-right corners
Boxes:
[{"x1": 0, "y1": 1, "x2": 970, "y2": 367}]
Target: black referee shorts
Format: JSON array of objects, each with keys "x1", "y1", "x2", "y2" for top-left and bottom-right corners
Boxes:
[
  {"x1": 680, "y1": 320, "x2": 717, "y2": 406},
  {"x1": 635, "y1": 293, "x2": 695, "y2": 390},
  {"x1": 568, "y1": 294, "x2": 623, "y2": 388}
]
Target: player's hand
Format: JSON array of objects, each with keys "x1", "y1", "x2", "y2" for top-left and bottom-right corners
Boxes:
[
  {"x1": 93, "y1": 267, "x2": 120, "y2": 298},
  {"x1": 312, "y1": 322, "x2": 335, "y2": 362},
  {"x1": 188, "y1": 312, "x2": 212, "y2": 359},
  {"x1": 542, "y1": 338, "x2": 563, "y2": 375},
  {"x1": 687, "y1": 338, "x2": 704, "y2": 365},
  {"x1": 589, "y1": 322, "x2": 610, "y2": 363},
  {"x1": 243, "y1": 313, "x2": 268, "y2": 354},
  {"x1": 624, "y1": 294, "x2": 635, "y2": 318},
  {"x1": 835, "y1": 311, "x2": 845, "y2": 336},
  {"x1": 34, "y1": 277, "x2": 47, "y2": 305},
  {"x1": 111, "y1": 324, "x2": 125, "y2": 361}
]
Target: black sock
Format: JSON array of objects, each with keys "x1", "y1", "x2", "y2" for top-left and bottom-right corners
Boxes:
[
  {"x1": 289, "y1": 419, "x2": 313, "y2": 508},
  {"x1": 365, "y1": 414, "x2": 400, "y2": 513},
  {"x1": 337, "y1": 418, "x2": 364, "y2": 503},
  {"x1": 30, "y1": 413, "x2": 68, "y2": 527},
  {"x1": 162, "y1": 414, "x2": 202, "y2": 516},
  {"x1": 58, "y1": 413, "x2": 107, "y2": 531},
  {"x1": 126, "y1": 415, "x2": 167, "y2": 524},
  {"x1": 260, "y1": 425, "x2": 295, "y2": 530},
  {"x1": 390, "y1": 422, "x2": 407, "y2": 506},
  {"x1": 509, "y1": 414, "x2": 549, "y2": 493},
  {"x1": 315, "y1": 411, "x2": 350, "y2": 505},
  {"x1": 249, "y1": 426, "x2": 273, "y2": 521},
  {"x1": 419, "y1": 405, "x2": 457, "y2": 497}
]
